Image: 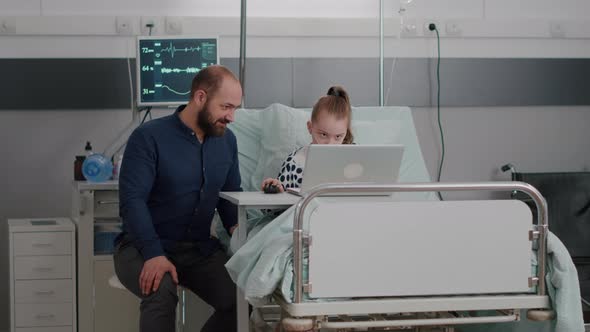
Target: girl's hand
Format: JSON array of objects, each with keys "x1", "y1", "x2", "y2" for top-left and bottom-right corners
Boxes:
[{"x1": 261, "y1": 178, "x2": 285, "y2": 193}]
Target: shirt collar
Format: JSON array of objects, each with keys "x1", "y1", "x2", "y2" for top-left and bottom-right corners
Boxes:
[{"x1": 174, "y1": 104, "x2": 199, "y2": 138}]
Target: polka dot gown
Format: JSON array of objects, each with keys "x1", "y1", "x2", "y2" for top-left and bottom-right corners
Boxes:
[
  {"x1": 263, "y1": 146, "x2": 308, "y2": 217},
  {"x1": 277, "y1": 146, "x2": 308, "y2": 190}
]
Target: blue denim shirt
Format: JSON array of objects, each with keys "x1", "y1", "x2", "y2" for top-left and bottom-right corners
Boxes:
[{"x1": 118, "y1": 105, "x2": 242, "y2": 260}]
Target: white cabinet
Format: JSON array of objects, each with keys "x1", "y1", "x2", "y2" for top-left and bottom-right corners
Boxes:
[
  {"x1": 71, "y1": 181, "x2": 140, "y2": 332},
  {"x1": 8, "y1": 218, "x2": 76, "y2": 332}
]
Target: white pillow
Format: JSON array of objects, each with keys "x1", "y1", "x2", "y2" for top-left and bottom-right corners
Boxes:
[
  {"x1": 250, "y1": 104, "x2": 311, "y2": 188},
  {"x1": 228, "y1": 109, "x2": 264, "y2": 191}
]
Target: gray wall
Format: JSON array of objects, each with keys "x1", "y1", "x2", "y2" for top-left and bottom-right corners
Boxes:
[
  {"x1": 2, "y1": 58, "x2": 590, "y2": 109},
  {"x1": 227, "y1": 58, "x2": 590, "y2": 108},
  {"x1": 1, "y1": 58, "x2": 590, "y2": 330},
  {"x1": 412, "y1": 106, "x2": 590, "y2": 200},
  {"x1": 0, "y1": 110, "x2": 133, "y2": 331}
]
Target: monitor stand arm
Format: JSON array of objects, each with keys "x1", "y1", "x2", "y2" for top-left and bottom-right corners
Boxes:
[{"x1": 102, "y1": 107, "x2": 142, "y2": 160}]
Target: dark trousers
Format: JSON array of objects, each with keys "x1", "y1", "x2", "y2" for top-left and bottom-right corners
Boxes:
[{"x1": 114, "y1": 240, "x2": 237, "y2": 332}]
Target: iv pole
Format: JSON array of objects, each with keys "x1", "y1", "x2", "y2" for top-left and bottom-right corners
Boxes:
[
  {"x1": 239, "y1": 0, "x2": 247, "y2": 107},
  {"x1": 379, "y1": 0, "x2": 385, "y2": 106}
]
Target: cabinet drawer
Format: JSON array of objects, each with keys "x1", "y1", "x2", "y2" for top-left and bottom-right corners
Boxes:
[
  {"x1": 16, "y1": 327, "x2": 73, "y2": 332},
  {"x1": 15, "y1": 280, "x2": 73, "y2": 303},
  {"x1": 13, "y1": 232, "x2": 72, "y2": 256},
  {"x1": 14, "y1": 256, "x2": 72, "y2": 280},
  {"x1": 94, "y1": 190, "x2": 120, "y2": 219},
  {"x1": 15, "y1": 303, "x2": 72, "y2": 327}
]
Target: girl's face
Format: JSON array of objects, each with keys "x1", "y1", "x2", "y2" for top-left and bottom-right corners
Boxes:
[{"x1": 307, "y1": 110, "x2": 348, "y2": 144}]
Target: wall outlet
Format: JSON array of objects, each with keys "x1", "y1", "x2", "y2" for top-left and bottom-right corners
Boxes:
[
  {"x1": 115, "y1": 16, "x2": 135, "y2": 35},
  {"x1": 423, "y1": 20, "x2": 440, "y2": 37},
  {"x1": 165, "y1": 17, "x2": 183, "y2": 35},
  {"x1": 400, "y1": 19, "x2": 418, "y2": 37},
  {"x1": 0, "y1": 17, "x2": 16, "y2": 34},
  {"x1": 549, "y1": 21, "x2": 566, "y2": 38},
  {"x1": 141, "y1": 16, "x2": 163, "y2": 36},
  {"x1": 445, "y1": 21, "x2": 462, "y2": 37}
]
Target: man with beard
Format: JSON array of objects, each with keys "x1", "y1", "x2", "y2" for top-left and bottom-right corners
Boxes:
[{"x1": 114, "y1": 65, "x2": 243, "y2": 332}]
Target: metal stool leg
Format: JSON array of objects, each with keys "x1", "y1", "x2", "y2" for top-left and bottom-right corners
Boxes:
[{"x1": 176, "y1": 287, "x2": 186, "y2": 332}]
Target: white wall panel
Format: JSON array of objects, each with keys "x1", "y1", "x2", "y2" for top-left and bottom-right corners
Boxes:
[
  {"x1": 403, "y1": 0, "x2": 484, "y2": 18},
  {"x1": 486, "y1": 0, "x2": 590, "y2": 19},
  {"x1": 0, "y1": 0, "x2": 41, "y2": 16},
  {"x1": 41, "y1": 0, "x2": 239, "y2": 16}
]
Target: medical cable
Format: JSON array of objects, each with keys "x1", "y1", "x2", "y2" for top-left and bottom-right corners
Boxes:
[
  {"x1": 384, "y1": 57, "x2": 398, "y2": 106},
  {"x1": 140, "y1": 107, "x2": 152, "y2": 125},
  {"x1": 385, "y1": 2, "x2": 407, "y2": 106},
  {"x1": 430, "y1": 24, "x2": 445, "y2": 201},
  {"x1": 127, "y1": 60, "x2": 134, "y2": 110}
]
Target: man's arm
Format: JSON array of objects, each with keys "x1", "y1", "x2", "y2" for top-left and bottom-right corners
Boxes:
[
  {"x1": 119, "y1": 128, "x2": 164, "y2": 260},
  {"x1": 120, "y1": 128, "x2": 179, "y2": 294},
  {"x1": 217, "y1": 133, "x2": 242, "y2": 234}
]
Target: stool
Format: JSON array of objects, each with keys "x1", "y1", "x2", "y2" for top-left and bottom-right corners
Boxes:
[{"x1": 109, "y1": 275, "x2": 186, "y2": 332}]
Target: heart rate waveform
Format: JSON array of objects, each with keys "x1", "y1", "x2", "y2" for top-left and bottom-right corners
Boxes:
[
  {"x1": 138, "y1": 37, "x2": 218, "y2": 105},
  {"x1": 159, "y1": 42, "x2": 201, "y2": 58},
  {"x1": 160, "y1": 67, "x2": 201, "y2": 74}
]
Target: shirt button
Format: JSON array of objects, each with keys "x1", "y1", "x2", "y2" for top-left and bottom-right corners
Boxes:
[{"x1": 191, "y1": 132, "x2": 195, "y2": 136}]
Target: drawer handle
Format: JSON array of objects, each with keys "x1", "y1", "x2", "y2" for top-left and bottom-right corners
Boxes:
[
  {"x1": 36, "y1": 313, "x2": 55, "y2": 320},
  {"x1": 32, "y1": 243, "x2": 54, "y2": 247},
  {"x1": 35, "y1": 290, "x2": 55, "y2": 296},
  {"x1": 98, "y1": 200, "x2": 119, "y2": 205},
  {"x1": 33, "y1": 267, "x2": 55, "y2": 272}
]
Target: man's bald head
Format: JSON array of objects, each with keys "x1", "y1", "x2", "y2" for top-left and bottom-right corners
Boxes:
[{"x1": 189, "y1": 65, "x2": 240, "y2": 100}]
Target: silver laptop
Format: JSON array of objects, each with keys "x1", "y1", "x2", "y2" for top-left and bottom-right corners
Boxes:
[{"x1": 287, "y1": 144, "x2": 404, "y2": 196}]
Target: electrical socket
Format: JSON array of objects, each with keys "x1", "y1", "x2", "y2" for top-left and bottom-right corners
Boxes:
[
  {"x1": 141, "y1": 16, "x2": 163, "y2": 36},
  {"x1": 423, "y1": 20, "x2": 440, "y2": 37},
  {"x1": 400, "y1": 19, "x2": 418, "y2": 37},
  {"x1": 165, "y1": 17, "x2": 183, "y2": 35},
  {"x1": 116, "y1": 16, "x2": 135, "y2": 35},
  {"x1": 549, "y1": 21, "x2": 566, "y2": 38},
  {"x1": 445, "y1": 21, "x2": 462, "y2": 37},
  {"x1": 0, "y1": 17, "x2": 16, "y2": 34}
]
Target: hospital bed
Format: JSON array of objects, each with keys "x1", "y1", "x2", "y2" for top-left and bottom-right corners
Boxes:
[
  {"x1": 221, "y1": 104, "x2": 583, "y2": 331},
  {"x1": 279, "y1": 181, "x2": 552, "y2": 331}
]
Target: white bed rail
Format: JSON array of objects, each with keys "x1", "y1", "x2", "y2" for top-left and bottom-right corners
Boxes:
[{"x1": 292, "y1": 181, "x2": 548, "y2": 304}]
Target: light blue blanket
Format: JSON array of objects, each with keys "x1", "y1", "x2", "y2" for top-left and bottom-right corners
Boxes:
[
  {"x1": 458, "y1": 232, "x2": 584, "y2": 332},
  {"x1": 225, "y1": 202, "x2": 309, "y2": 307}
]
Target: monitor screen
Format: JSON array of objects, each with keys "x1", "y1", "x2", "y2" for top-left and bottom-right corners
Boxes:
[{"x1": 136, "y1": 36, "x2": 219, "y2": 107}]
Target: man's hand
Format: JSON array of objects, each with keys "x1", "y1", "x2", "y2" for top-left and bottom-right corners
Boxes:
[{"x1": 139, "y1": 255, "x2": 179, "y2": 295}]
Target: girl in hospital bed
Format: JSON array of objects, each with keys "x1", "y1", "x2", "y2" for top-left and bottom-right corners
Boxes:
[{"x1": 261, "y1": 85, "x2": 354, "y2": 193}]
